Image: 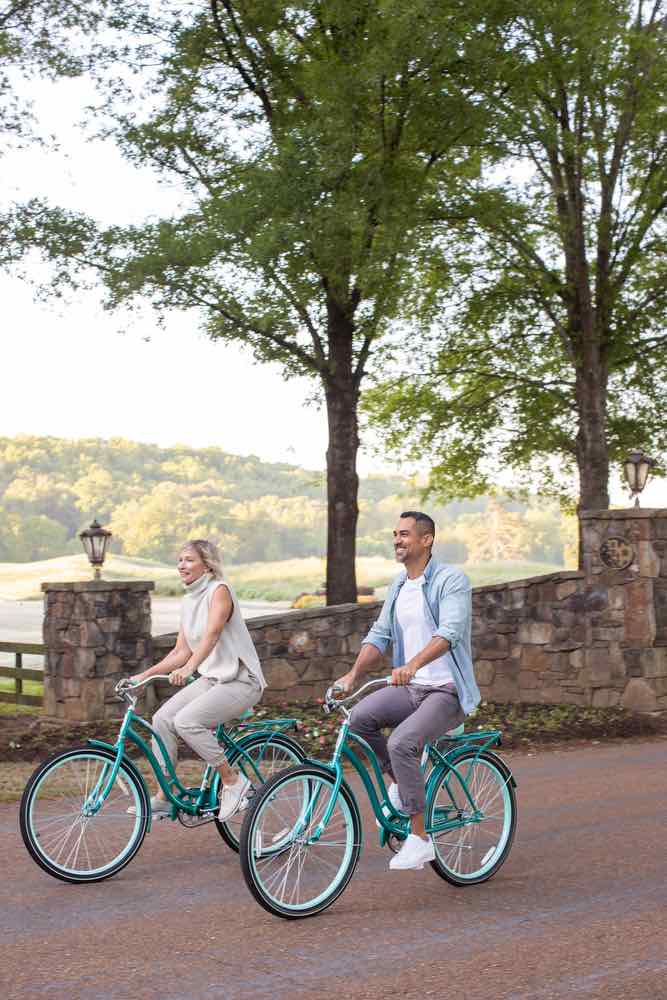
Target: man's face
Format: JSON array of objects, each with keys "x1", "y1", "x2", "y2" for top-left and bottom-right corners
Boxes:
[{"x1": 393, "y1": 517, "x2": 432, "y2": 564}]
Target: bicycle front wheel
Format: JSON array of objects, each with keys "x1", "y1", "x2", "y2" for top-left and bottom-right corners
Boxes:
[
  {"x1": 214, "y1": 732, "x2": 306, "y2": 852},
  {"x1": 20, "y1": 745, "x2": 150, "y2": 883},
  {"x1": 427, "y1": 750, "x2": 516, "y2": 886},
  {"x1": 240, "y1": 764, "x2": 361, "y2": 919}
]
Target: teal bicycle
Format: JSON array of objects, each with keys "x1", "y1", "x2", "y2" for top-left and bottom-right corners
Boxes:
[
  {"x1": 19, "y1": 674, "x2": 305, "y2": 884},
  {"x1": 239, "y1": 677, "x2": 517, "y2": 919}
]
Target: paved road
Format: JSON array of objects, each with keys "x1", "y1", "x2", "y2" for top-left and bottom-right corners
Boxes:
[{"x1": 3, "y1": 740, "x2": 666, "y2": 1000}]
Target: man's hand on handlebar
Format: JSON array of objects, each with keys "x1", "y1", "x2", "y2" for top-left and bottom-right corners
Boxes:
[
  {"x1": 390, "y1": 665, "x2": 417, "y2": 686},
  {"x1": 333, "y1": 670, "x2": 356, "y2": 695}
]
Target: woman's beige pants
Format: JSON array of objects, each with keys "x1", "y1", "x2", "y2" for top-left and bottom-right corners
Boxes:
[{"x1": 151, "y1": 672, "x2": 261, "y2": 771}]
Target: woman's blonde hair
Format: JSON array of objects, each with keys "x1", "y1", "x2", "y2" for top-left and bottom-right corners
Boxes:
[{"x1": 181, "y1": 539, "x2": 224, "y2": 579}]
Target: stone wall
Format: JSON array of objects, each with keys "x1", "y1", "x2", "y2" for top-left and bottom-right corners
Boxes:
[
  {"x1": 41, "y1": 507, "x2": 667, "y2": 720},
  {"x1": 473, "y1": 508, "x2": 667, "y2": 712},
  {"x1": 43, "y1": 581, "x2": 154, "y2": 720}
]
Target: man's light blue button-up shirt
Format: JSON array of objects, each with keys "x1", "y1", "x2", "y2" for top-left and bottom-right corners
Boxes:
[{"x1": 362, "y1": 557, "x2": 480, "y2": 715}]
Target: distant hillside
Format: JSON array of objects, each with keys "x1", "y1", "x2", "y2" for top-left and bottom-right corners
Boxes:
[
  {"x1": 0, "y1": 434, "x2": 573, "y2": 567},
  {"x1": 0, "y1": 553, "x2": 566, "y2": 602}
]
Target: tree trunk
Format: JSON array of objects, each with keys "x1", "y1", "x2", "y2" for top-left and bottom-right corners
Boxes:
[
  {"x1": 574, "y1": 347, "x2": 610, "y2": 567},
  {"x1": 323, "y1": 299, "x2": 360, "y2": 606}
]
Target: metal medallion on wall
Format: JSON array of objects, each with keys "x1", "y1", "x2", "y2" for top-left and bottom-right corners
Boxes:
[{"x1": 599, "y1": 535, "x2": 635, "y2": 570}]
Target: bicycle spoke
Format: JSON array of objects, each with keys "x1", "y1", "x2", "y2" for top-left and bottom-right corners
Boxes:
[
  {"x1": 245, "y1": 769, "x2": 360, "y2": 915},
  {"x1": 23, "y1": 751, "x2": 147, "y2": 880},
  {"x1": 429, "y1": 754, "x2": 515, "y2": 882}
]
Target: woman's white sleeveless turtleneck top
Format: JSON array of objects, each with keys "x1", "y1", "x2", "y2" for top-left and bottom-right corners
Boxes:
[{"x1": 180, "y1": 573, "x2": 266, "y2": 688}]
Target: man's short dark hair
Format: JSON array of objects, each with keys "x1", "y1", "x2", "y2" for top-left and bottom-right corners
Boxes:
[{"x1": 400, "y1": 511, "x2": 436, "y2": 539}]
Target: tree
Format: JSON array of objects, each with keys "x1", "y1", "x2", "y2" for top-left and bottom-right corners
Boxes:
[
  {"x1": 458, "y1": 500, "x2": 529, "y2": 563},
  {"x1": 365, "y1": 0, "x2": 667, "y2": 523},
  {"x1": 0, "y1": 1, "x2": 113, "y2": 262},
  {"x1": 16, "y1": 0, "x2": 496, "y2": 602}
]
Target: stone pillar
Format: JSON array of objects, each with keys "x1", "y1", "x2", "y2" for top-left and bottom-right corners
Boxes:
[
  {"x1": 42, "y1": 580, "x2": 154, "y2": 721},
  {"x1": 580, "y1": 508, "x2": 667, "y2": 711}
]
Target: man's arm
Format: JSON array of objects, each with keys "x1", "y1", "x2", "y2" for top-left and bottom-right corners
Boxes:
[
  {"x1": 391, "y1": 636, "x2": 450, "y2": 685},
  {"x1": 335, "y1": 642, "x2": 386, "y2": 693},
  {"x1": 433, "y1": 572, "x2": 471, "y2": 649},
  {"x1": 334, "y1": 582, "x2": 397, "y2": 693}
]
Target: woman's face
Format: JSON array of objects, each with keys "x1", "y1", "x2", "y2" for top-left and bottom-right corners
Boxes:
[{"x1": 178, "y1": 546, "x2": 209, "y2": 585}]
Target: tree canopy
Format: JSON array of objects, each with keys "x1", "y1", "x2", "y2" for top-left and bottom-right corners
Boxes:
[
  {"x1": 365, "y1": 0, "x2": 667, "y2": 514},
  {"x1": 12, "y1": 0, "x2": 501, "y2": 602}
]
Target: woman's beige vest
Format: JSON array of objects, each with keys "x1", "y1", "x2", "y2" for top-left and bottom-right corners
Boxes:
[{"x1": 180, "y1": 573, "x2": 266, "y2": 689}]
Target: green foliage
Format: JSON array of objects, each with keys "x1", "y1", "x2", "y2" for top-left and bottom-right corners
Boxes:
[
  {"x1": 0, "y1": 433, "x2": 572, "y2": 570},
  {"x1": 0, "y1": 433, "x2": 413, "y2": 563},
  {"x1": 0, "y1": 1, "x2": 117, "y2": 267},
  {"x1": 365, "y1": 0, "x2": 667, "y2": 510},
  {"x1": 8, "y1": 0, "x2": 506, "y2": 601}
]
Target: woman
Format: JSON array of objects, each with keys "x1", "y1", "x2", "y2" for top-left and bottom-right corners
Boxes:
[{"x1": 131, "y1": 538, "x2": 266, "y2": 821}]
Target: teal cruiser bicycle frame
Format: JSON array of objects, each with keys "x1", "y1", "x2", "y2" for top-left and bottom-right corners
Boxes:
[
  {"x1": 239, "y1": 676, "x2": 517, "y2": 919},
  {"x1": 19, "y1": 674, "x2": 305, "y2": 883}
]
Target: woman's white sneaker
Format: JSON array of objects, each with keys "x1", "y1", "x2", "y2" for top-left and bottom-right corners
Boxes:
[
  {"x1": 218, "y1": 774, "x2": 251, "y2": 821},
  {"x1": 127, "y1": 794, "x2": 171, "y2": 817},
  {"x1": 389, "y1": 834, "x2": 435, "y2": 870}
]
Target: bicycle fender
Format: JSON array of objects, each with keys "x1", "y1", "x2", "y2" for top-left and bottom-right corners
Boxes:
[
  {"x1": 87, "y1": 738, "x2": 117, "y2": 753},
  {"x1": 86, "y1": 739, "x2": 153, "y2": 829},
  {"x1": 427, "y1": 753, "x2": 517, "y2": 800},
  {"x1": 299, "y1": 758, "x2": 359, "y2": 802}
]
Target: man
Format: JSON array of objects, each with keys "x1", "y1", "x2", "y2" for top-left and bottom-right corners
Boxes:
[{"x1": 336, "y1": 511, "x2": 479, "y2": 871}]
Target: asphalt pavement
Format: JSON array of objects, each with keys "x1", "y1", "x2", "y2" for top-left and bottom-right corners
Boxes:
[{"x1": 2, "y1": 740, "x2": 667, "y2": 1000}]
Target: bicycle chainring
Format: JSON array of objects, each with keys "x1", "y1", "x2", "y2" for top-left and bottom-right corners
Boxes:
[
  {"x1": 386, "y1": 833, "x2": 406, "y2": 854},
  {"x1": 177, "y1": 810, "x2": 217, "y2": 828}
]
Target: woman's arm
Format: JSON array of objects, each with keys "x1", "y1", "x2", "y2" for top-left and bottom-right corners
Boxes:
[
  {"x1": 169, "y1": 585, "x2": 233, "y2": 686},
  {"x1": 131, "y1": 626, "x2": 191, "y2": 683}
]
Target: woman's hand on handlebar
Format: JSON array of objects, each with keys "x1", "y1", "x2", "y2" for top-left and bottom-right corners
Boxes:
[{"x1": 169, "y1": 664, "x2": 196, "y2": 686}]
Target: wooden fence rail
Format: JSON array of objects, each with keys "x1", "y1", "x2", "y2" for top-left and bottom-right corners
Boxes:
[{"x1": 0, "y1": 641, "x2": 45, "y2": 707}]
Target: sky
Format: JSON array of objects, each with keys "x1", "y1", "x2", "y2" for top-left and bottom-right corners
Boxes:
[
  {"x1": 0, "y1": 76, "x2": 335, "y2": 472},
  {"x1": 2, "y1": 75, "x2": 667, "y2": 507}
]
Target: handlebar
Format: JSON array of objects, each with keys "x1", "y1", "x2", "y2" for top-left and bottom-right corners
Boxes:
[
  {"x1": 323, "y1": 676, "x2": 391, "y2": 714},
  {"x1": 114, "y1": 674, "x2": 172, "y2": 704}
]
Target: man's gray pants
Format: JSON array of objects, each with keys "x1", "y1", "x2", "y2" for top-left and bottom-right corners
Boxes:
[{"x1": 349, "y1": 683, "x2": 464, "y2": 815}]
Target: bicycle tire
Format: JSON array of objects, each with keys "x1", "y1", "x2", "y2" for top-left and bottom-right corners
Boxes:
[
  {"x1": 427, "y1": 750, "x2": 517, "y2": 886},
  {"x1": 214, "y1": 732, "x2": 306, "y2": 851},
  {"x1": 19, "y1": 745, "x2": 150, "y2": 884},
  {"x1": 239, "y1": 763, "x2": 362, "y2": 919}
]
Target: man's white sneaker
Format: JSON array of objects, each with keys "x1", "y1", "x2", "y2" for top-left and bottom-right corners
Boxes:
[
  {"x1": 389, "y1": 834, "x2": 435, "y2": 870},
  {"x1": 388, "y1": 782, "x2": 406, "y2": 813},
  {"x1": 218, "y1": 774, "x2": 251, "y2": 822}
]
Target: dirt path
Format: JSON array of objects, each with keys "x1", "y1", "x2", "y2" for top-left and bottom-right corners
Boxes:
[{"x1": 3, "y1": 740, "x2": 667, "y2": 1000}]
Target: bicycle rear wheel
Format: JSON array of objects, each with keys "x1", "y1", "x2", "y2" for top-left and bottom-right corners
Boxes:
[
  {"x1": 240, "y1": 764, "x2": 361, "y2": 919},
  {"x1": 214, "y1": 732, "x2": 305, "y2": 851},
  {"x1": 20, "y1": 745, "x2": 150, "y2": 883},
  {"x1": 427, "y1": 750, "x2": 516, "y2": 886}
]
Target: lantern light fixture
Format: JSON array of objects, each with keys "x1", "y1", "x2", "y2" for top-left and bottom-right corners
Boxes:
[
  {"x1": 622, "y1": 451, "x2": 655, "y2": 508},
  {"x1": 79, "y1": 519, "x2": 112, "y2": 579}
]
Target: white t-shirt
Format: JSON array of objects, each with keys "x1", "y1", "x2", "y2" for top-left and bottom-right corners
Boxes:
[{"x1": 395, "y1": 574, "x2": 453, "y2": 687}]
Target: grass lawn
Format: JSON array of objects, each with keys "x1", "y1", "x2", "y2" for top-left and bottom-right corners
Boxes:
[
  {"x1": 0, "y1": 553, "x2": 567, "y2": 602},
  {"x1": 0, "y1": 678, "x2": 43, "y2": 716},
  {"x1": 0, "y1": 553, "x2": 178, "y2": 600}
]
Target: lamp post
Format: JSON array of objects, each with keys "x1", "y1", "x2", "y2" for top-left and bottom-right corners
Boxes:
[
  {"x1": 79, "y1": 519, "x2": 112, "y2": 579},
  {"x1": 622, "y1": 451, "x2": 656, "y2": 508}
]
